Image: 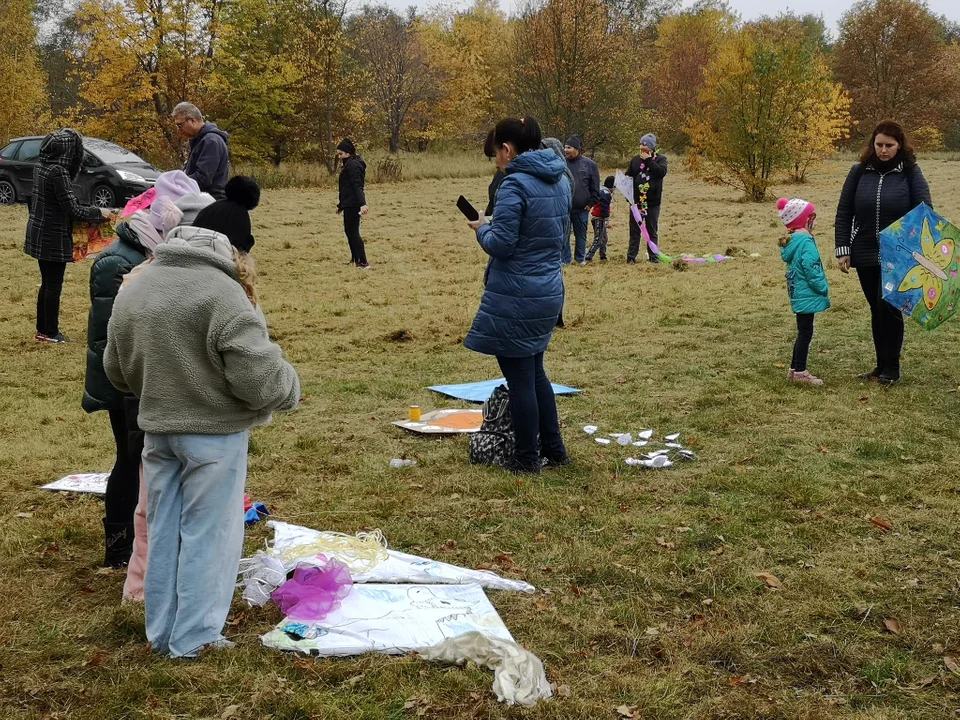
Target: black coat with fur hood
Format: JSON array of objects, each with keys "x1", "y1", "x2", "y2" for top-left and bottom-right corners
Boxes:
[{"x1": 24, "y1": 129, "x2": 103, "y2": 263}]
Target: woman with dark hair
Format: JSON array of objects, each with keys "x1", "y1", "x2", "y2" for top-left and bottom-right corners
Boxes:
[
  {"x1": 464, "y1": 116, "x2": 571, "y2": 474},
  {"x1": 24, "y1": 128, "x2": 109, "y2": 343},
  {"x1": 335, "y1": 138, "x2": 370, "y2": 269},
  {"x1": 483, "y1": 129, "x2": 505, "y2": 218},
  {"x1": 835, "y1": 120, "x2": 931, "y2": 385}
]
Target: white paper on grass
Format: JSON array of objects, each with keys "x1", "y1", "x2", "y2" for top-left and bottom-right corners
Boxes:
[
  {"x1": 260, "y1": 583, "x2": 513, "y2": 656},
  {"x1": 41, "y1": 473, "x2": 109, "y2": 494},
  {"x1": 266, "y1": 521, "x2": 535, "y2": 593}
]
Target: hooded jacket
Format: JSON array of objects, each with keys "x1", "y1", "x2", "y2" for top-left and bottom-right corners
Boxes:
[
  {"x1": 834, "y1": 157, "x2": 931, "y2": 268},
  {"x1": 337, "y1": 155, "x2": 367, "y2": 210},
  {"x1": 104, "y1": 225, "x2": 300, "y2": 434},
  {"x1": 82, "y1": 222, "x2": 148, "y2": 413},
  {"x1": 184, "y1": 122, "x2": 230, "y2": 200},
  {"x1": 465, "y1": 149, "x2": 570, "y2": 358},
  {"x1": 780, "y1": 231, "x2": 831, "y2": 315},
  {"x1": 24, "y1": 129, "x2": 103, "y2": 263}
]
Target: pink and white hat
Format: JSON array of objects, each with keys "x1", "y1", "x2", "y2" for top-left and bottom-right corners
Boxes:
[{"x1": 777, "y1": 197, "x2": 816, "y2": 230}]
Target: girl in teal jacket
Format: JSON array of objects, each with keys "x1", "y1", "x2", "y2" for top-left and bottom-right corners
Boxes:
[{"x1": 778, "y1": 198, "x2": 830, "y2": 385}]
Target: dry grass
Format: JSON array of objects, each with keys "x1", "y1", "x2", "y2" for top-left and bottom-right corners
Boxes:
[{"x1": 1, "y1": 159, "x2": 960, "y2": 719}]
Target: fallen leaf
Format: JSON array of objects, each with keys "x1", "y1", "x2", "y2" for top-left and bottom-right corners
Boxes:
[
  {"x1": 343, "y1": 674, "x2": 364, "y2": 687},
  {"x1": 568, "y1": 585, "x2": 585, "y2": 596},
  {"x1": 532, "y1": 532, "x2": 547, "y2": 542},
  {"x1": 84, "y1": 652, "x2": 105, "y2": 667},
  {"x1": 221, "y1": 705, "x2": 241, "y2": 720},
  {"x1": 702, "y1": 598, "x2": 714, "y2": 606},
  {"x1": 728, "y1": 674, "x2": 753, "y2": 686},
  {"x1": 493, "y1": 553, "x2": 514, "y2": 569},
  {"x1": 883, "y1": 617, "x2": 901, "y2": 635},
  {"x1": 774, "y1": 362, "x2": 786, "y2": 368},
  {"x1": 555, "y1": 683, "x2": 571, "y2": 697},
  {"x1": 616, "y1": 705, "x2": 639, "y2": 718},
  {"x1": 534, "y1": 599, "x2": 549, "y2": 611},
  {"x1": 675, "y1": 526, "x2": 693, "y2": 533},
  {"x1": 868, "y1": 516, "x2": 893, "y2": 532},
  {"x1": 755, "y1": 572, "x2": 782, "y2": 590},
  {"x1": 944, "y1": 655, "x2": 960, "y2": 675},
  {"x1": 441, "y1": 539, "x2": 457, "y2": 551},
  {"x1": 913, "y1": 675, "x2": 937, "y2": 689},
  {"x1": 817, "y1": 444, "x2": 828, "y2": 454},
  {"x1": 656, "y1": 537, "x2": 676, "y2": 550},
  {"x1": 859, "y1": 396, "x2": 869, "y2": 404}
]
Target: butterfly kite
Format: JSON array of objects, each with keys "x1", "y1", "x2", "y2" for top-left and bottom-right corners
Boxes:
[{"x1": 879, "y1": 203, "x2": 960, "y2": 330}]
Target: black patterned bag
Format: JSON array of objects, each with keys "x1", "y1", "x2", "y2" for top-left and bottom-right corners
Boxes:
[{"x1": 469, "y1": 384, "x2": 515, "y2": 466}]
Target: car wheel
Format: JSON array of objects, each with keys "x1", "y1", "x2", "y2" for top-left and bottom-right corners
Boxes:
[
  {"x1": 0, "y1": 179, "x2": 16, "y2": 205},
  {"x1": 92, "y1": 185, "x2": 116, "y2": 208}
]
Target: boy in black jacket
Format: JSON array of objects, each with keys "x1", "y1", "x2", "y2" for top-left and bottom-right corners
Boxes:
[
  {"x1": 626, "y1": 133, "x2": 668, "y2": 264},
  {"x1": 584, "y1": 176, "x2": 615, "y2": 263}
]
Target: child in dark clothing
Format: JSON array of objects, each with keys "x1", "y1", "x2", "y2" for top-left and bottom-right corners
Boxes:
[{"x1": 584, "y1": 176, "x2": 615, "y2": 263}]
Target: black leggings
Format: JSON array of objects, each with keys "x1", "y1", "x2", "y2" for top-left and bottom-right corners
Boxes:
[
  {"x1": 857, "y1": 265, "x2": 904, "y2": 374},
  {"x1": 105, "y1": 406, "x2": 141, "y2": 526},
  {"x1": 342, "y1": 208, "x2": 367, "y2": 265},
  {"x1": 791, "y1": 313, "x2": 814, "y2": 372},
  {"x1": 36, "y1": 260, "x2": 66, "y2": 336}
]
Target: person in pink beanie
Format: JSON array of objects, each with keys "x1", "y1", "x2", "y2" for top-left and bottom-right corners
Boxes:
[{"x1": 778, "y1": 197, "x2": 830, "y2": 385}]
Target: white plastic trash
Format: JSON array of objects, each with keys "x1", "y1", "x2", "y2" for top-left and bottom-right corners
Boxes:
[{"x1": 390, "y1": 459, "x2": 417, "y2": 468}]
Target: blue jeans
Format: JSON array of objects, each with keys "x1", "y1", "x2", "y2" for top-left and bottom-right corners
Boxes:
[
  {"x1": 568, "y1": 210, "x2": 589, "y2": 263},
  {"x1": 142, "y1": 431, "x2": 249, "y2": 658},
  {"x1": 496, "y1": 353, "x2": 566, "y2": 468}
]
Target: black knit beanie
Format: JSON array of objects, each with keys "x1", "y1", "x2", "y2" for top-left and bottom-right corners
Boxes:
[
  {"x1": 192, "y1": 176, "x2": 260, "y2": 253},
  {"x1": 337, "y1": 137, "x2": 356, "y2": 155}
]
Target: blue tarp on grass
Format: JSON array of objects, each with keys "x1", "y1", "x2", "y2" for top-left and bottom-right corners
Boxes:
[{"x1": 428, "y1": 378, "x2": 581, "y2": 403}]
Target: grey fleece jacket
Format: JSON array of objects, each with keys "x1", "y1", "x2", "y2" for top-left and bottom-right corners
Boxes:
[{"x1": 104, "y1": 226, "x2": 300, "y2": 434}]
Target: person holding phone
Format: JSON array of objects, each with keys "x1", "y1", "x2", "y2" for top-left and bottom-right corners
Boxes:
[{"x1": 463, "y1": 116, "x2": 571, "y2": 474}]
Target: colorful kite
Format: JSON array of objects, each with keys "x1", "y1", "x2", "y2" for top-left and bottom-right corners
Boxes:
[
  {"x1": 72, "y1": 214, "x2": 118, "y2": 262},
  {"x1": 879, "y1": 203, "x2": 960, "y2": 330}
]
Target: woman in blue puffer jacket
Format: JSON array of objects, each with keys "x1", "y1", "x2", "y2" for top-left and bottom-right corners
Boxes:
[{"x1": 464, "y1": 116, "x2": 571, "y2": 474}]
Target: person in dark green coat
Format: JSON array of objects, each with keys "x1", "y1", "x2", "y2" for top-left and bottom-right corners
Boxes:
[{"x1": 778, "y1": 198, "x2": 830, "y2": 386}]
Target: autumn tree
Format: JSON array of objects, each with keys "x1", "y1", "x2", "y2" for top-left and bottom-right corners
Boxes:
[
  {"x1": 647, "y1": 5, "x2": 737, "y2": 149},
  {"x1": 688, "y1": 26, "x2": 848, "y2": 200},
  {"x1": 0, "y1": 0, "x2": 48, "y2": 142},
  {"x1": 833, "y1": 0, "x2": 949, "y2": 142},
  {"x1": 349, "y1": 7, "x2": 444, "y2": 153}
]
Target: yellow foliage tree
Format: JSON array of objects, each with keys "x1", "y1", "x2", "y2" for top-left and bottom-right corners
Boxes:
[
  {"x1": 687, "y1": 26, "x2": 847, "y2": 200},
  {"x1": 0, "y1": 0, "x2": 49, "y2": 142}
]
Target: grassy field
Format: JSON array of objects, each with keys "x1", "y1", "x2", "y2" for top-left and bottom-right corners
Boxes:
[{"x1": 2, "y1": 157, "x2": 960, "y2": 719}]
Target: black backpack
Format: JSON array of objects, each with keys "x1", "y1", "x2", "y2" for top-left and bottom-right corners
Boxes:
[{"x1": 469, "y1": 384, "x2": 515, "y2": 467}]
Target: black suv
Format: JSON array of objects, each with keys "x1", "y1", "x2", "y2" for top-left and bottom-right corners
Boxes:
[{"x1": 0, "y1": 136, "x2": 162, "y2": 207}]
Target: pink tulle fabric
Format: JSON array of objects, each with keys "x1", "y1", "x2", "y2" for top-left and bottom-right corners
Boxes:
[
  {"x1": 271, "y1": 557, "x2": 353, "y2": 621},
  {"x1": 121, "y1": 188, "x2": 156, "y2": 218}
]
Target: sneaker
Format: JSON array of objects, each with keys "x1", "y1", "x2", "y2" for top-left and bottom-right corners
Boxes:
[
  {"x1": 878, "y1": 373, "x2": 900, "y2": 386},
  {"x1": 356, "y1": 262, "x2": 371, "y2": 269},
  {"x1": 857, "y1": 367, "x2": 882, "y2": 382},
  {"x1": 42, "y1": 332, "x2": 73, "y2": 344},
  {"x1": 34, "y1": 332, "x2": 48, "y2": 343},
  {"x1": 579, "y1": 260, "x2": 589, "y2": 266},
  {"x1": 500, "y1": 458, "x2": 541, "y2": 476},
  {"x1": 787, "y1": 368, "x2": 795, "y2": 381},
  {"x1": 648, "y1": 257, "x2": 660, "y2": 264},
  {"x1": 599, "y1": 255, "x2": 607, "y2": 261},
  {"x1": 627, "y1": 259, "x2": 637, "y2": 264},
  {"x1": 541, "y1": 454, "x2": 572, "y2": 469},
  {"x1": 791, "y1": 370, "x2": 823, "y2": 386}
]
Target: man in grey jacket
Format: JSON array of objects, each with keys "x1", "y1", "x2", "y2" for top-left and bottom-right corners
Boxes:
[
  {"x1": 104, "y1": 177, "x2": 299, "y2": 658},
  {"x1": 564, "y1": 136, "x2": 600, "y2": 264},
  {"x1": 173, "y1": 102, "x2": 230, "y2": 200}
]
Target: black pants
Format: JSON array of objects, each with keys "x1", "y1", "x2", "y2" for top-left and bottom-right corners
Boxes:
[
  {"x1": 791, "y1": 313, "x2": 814, "y2": 372},
  {"x1": 627, "y1": 204, "x2": 661, "y2": 262},
  {"x1": 105, "y1": 406, "x2": 141, "y2": 526},
  {"x1": 342, "y1": 208, "x2": 367, "y2": 265},
  {"x1": 857, "y1": 265, "x2": 903, "y2": 375},
  {"x1": 36, "y1": 260, "x2": 66, "y2": 336},
  {"x1": 496, "y1": 353, "x2": 566, "y2": 469}
]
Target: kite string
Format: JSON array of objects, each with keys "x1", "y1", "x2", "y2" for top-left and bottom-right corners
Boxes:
[{"x1": 276, "y1": 529, "x2": 388, "y2": 573}]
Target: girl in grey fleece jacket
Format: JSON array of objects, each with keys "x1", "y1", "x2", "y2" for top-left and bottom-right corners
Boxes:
[{"x1": 104, "y1": 210, "x2": 300, "y2": 657}]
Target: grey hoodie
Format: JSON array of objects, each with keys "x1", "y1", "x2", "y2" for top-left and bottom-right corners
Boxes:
[{"x1": 104, "y1": 225, "x2": 300, "y2": 434}]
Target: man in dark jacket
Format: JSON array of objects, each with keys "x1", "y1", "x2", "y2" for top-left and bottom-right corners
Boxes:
[
  {"x1": 564, "y1": 136, "x2": 600, "y2": 264},
  {"x1": 335, "y1": 138, "x2": 370, "y2": 268},
  {"x1": 626, "y1": 133, "x2": 668, "y2": 264},
  {"x1": 173, "y1": 102, "x2": 230, "y2": 200}
]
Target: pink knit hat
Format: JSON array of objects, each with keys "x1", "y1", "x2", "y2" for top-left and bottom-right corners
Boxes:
[{"x1": 777, "y1": 197, "x2": 816, "y2": 230}]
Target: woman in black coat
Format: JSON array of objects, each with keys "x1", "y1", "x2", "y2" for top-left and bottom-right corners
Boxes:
[
  {"x1": 335, "y1": 138, "x2": 369, "y2": 269},
  {"x1": 835, "y1": 121, "x2": 931, "y2": 385},
  {"x1": 24, "y1": 129, "x2": 108, "y2": 343}
]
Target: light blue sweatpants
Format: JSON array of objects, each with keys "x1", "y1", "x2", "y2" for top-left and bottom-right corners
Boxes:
[{"x1": 142, "y1": 431, "x2": 249, "y2": 658}]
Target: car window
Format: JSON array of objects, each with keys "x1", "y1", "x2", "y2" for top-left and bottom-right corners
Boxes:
[
  {"x1": 0, "y1": 141, "x2": 21, "y2": 158},
  {"x1": 83, "y1": 152, "x2": 102, "y2": 167},
  {"x1": 15, "y1": 139, "x2": 44, "y2": 162},
  {"x1": 85, "y1": 141, "x2": 147, "y2": 165}
]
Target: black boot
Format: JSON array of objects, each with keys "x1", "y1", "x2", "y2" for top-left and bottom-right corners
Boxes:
[{"x1": 103, "y1": 518, "x2": 134, "y2": 568}]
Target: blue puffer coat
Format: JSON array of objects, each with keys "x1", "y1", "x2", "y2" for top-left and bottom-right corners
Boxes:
[
  {"x1": 465, "y1": 149, "x2": 570, "y2": 358},
  {"x1": 780, "y1": 231, "x2": 830, "y2": 315}
]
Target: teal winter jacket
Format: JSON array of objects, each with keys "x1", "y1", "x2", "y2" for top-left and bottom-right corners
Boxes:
[{"x1": 780, "y1": 231, "x2": 830, "y2": 315}]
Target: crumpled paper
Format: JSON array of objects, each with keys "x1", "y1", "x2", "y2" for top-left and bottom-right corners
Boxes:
[
  {"x1": 419, "y1": 631, "x2": 552, "y2": 707},
  {"x1": 238, "y1": 551, "x2": 287, "y2": 606}
]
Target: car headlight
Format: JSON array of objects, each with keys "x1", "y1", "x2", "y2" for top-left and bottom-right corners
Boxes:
[{"x1": 117, "y1": 170, "x2": 146, "y2": 182}]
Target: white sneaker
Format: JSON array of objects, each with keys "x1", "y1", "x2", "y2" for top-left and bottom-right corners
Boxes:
[{"x1": 791, "y1": 370, "x2": 823, "y2": 386}]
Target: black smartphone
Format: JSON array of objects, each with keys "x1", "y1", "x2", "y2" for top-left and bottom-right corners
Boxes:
[{"x1": 457, "y1": 195, "x2": 480, "y2": 222}]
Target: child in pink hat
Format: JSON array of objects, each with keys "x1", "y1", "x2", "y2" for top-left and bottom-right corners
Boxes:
[{"x1": 778, "y1": 198, "x2": 830, "y2": 385}]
